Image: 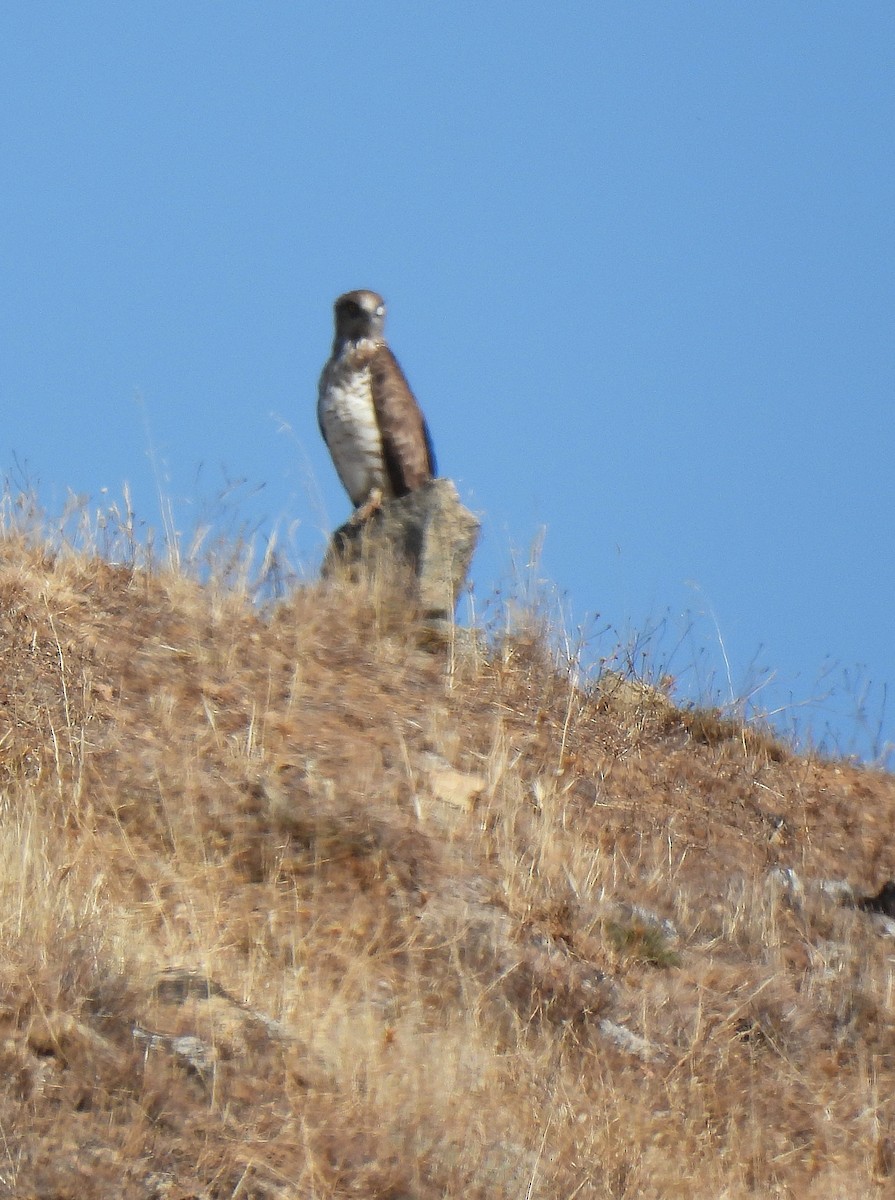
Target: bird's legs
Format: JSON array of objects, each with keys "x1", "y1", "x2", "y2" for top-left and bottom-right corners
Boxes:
[{"x1": 349, "y1": 487, "x2": 384, "y2": 525}]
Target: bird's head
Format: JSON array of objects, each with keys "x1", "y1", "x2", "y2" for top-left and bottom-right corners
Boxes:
[{"x1": 332, "y1": 289, "x2": 386, "y2": 349}]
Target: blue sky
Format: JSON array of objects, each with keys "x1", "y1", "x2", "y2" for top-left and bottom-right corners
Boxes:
[{"x1": 2, "y1": 4, "x2": 893, "y2": 764}]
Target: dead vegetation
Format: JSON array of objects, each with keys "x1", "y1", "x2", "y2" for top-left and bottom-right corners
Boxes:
[{"x1": 0, "y1": 525, "x2": 892, "y2": 1198}]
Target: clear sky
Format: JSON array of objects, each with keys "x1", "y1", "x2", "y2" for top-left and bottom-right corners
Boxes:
[{"x1": 3, "y1": 4, "x2": 893, "y2": 764}]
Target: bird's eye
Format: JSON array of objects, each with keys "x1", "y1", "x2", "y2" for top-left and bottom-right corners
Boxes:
[
  {"x1": 342, "y1": 301, "x2": 362, "y2": 317},
  {"x1": 375, "y1": 305, "x2": 385, "y2": 318}
]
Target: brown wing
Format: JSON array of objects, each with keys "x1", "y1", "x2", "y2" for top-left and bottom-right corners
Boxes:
[{"x1": 369, "y1": 346, "x2": 437, "y2": 496}]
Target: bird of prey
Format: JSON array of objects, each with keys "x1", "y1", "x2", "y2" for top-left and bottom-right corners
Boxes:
[{"x1": 317, "y1": 289, "x2": 436, "y2": 519}]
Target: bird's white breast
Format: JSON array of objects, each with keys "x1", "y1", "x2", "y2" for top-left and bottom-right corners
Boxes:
[{"x1": 318, "y1": 356, "x2": 387, "y2": 508}]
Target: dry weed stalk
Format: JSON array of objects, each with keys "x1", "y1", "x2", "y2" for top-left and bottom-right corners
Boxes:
[{"x1": 0, "y1": 501, "x2": 891, "y2": 1196}]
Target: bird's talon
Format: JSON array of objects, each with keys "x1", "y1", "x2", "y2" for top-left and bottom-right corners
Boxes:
[{"x1": 350, "y1": 488, "x2": 384, "y2": 525}]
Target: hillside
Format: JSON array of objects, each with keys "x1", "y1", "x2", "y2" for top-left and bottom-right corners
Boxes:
[{"x1": 0, "y1": 530, "x2": 893, "y2": 1199}]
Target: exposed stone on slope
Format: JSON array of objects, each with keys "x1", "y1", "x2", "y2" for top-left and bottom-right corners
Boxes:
[{"x1": 323, "y1": 478, "x2": 480, "y2": 621}]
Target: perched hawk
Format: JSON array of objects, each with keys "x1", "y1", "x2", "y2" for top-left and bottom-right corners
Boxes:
[{"x1": 317, "y1": 289, "x2": 436, "y2": 517}]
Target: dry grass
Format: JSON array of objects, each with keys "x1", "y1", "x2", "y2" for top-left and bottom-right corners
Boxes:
[{"x1": 0, "y1": 517, "x2": 892, "y2": 1199}]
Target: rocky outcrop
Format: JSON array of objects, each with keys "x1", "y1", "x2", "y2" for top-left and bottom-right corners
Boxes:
[{"x1": 323, "y1": 478, "x2": 480, "y2": 622}]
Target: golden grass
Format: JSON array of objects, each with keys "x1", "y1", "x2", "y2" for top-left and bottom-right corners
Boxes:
[{"x1": 0, "y1": 518, "x2": 892, "y2": 1198}]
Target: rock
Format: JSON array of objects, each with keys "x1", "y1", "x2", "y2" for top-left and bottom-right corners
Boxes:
[
  {"x1": 872, "y1": 914, "x2": 895, "y2": 938},
  {"x1": 598, "y1": 1018, "x2": 666, "y2": 1062},
  {"x1": 817, "y1": 879, "x2": 855, "y2": 904},
  {"x1": 595, "y1": 670, "x2": 673, "y2": 721},
  {"x1": 322, "y1": 478, "x2": 480, "y2": 622},
  {"x1": 27, "y1": 1010, "x2": 126, "y2": 1070},
  {"x1": 133, "y1": 1026, "x2": 215, "y2": 1083},
  {"x1": 134, "y1": 967, "x2": 326, "y2": 1092},
  {"x1": 418, "y1": 752, "x2": 486, "y2": 814},
  {"x1": 599, "y1": 899, "x2": 680, "y2": 946},
  {"x1": 766, "y1": 866, "x2": 805, "y2": 904}
]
